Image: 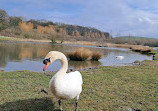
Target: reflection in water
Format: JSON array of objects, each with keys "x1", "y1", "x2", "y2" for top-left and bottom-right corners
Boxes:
[
  {"x1": 0, "y1": 41, "x2": 66, "y2": 68},
  {"x1": 0, "y1": 41, "x2": 153, "y2": 72},
  {"x1": 69, "y1": 61, "x2": 101, "y2": 69}
]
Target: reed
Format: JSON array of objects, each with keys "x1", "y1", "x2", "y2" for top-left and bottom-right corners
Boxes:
[
  {"x1": 131, "y1": 46, "x2": 152, "y2": 53},
  {"x1": 67, "y1": 48, "x2": 92, "y2": 61},
  {"x1": 91, "y1": 52, "x2": 103, "y2": 61},
  {"x1": 107, "y1": 43, "x2": 152, "y2": 53},
  {"x1": 67, "y1": 47, "x2": 102, "y2": 61}
]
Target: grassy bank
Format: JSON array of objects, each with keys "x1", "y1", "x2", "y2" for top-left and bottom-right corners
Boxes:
[
  {"x1": 0, "y1": 36, "x2": 153, "y2": 54},
  {"x1": 0, "y1": 60, "x2": 158, "y2": 111},
  {"x1": 106, "y1": 43, "x2": 152, "y2": 54},
  {"x1": 63, "y1": 41, "x2": 152, "y2": 54},
  {"x1": 0, "y1": 36, "x2": 51, "y2": 43},
  {"x1": 151, "y1": 48, "x2": 158, "y2": 60},
  {"x1": 0, "y1": 36, "x2": 19, "y2": 41}
]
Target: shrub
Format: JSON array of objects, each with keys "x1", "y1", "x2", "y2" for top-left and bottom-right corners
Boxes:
[
  {"x1": 23, "y1": 33, "x2": 30, "y2": 38},
  {"x1": 50, "y1": 33, "x2": 65, "y2": 44},
  {"x1": 131, "y1": 46, "x2": 152, "y2": 53},
  {"x1": 67, "y1": 47, "x2": 102, "y2": 61},
  {"x1": 91, "y1": 52, "x2": 103, "y2": 61},
  {"x1": 67, "y1": 48, "x2": 92, "y2": 61}
]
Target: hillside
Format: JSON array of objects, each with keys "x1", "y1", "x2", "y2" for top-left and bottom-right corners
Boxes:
[
  {"x1": 111, "y1": 36, "x2": 158, "y2": 47},
  {"x1": 115, "y1": 36, "x2": 157, "y2": 40},
  {"x1": 0, "y1": 9, "x2": 112, "y2": 41}
]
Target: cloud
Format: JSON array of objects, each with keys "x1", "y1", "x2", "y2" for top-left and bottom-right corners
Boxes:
[{"x1": 1, "y1": 0, "x2": 158, "y2": 38}]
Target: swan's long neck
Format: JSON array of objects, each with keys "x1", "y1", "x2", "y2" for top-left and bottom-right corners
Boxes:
[
  {"x1": 47, "y1": 51, "x2": 68, "y2": 88},
  {"x1": 54, "y1": 52, "x2": 68, "y2": 78}
]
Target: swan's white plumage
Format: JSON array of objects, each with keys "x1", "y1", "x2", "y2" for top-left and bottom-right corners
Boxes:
[
  {"x1": 44, "y1": 51, "x2": 83, "y2": 101},
  {"x1": 49, "y1": 71, "x2": 83, "y2": 99},
  {"x1": 115, "y1": 56, "x2": 124, "y2": 60}
]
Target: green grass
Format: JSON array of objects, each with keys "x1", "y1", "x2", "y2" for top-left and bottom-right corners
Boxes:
[
  {"x1": 0, "y1": 36, "x2": 18, "y2": 41},
  {"x1": 151, "y1": 48, "x2": 158, "y2": 60},
  {"x1": 0, "y1": 61, "x2": 158, "y2": 111}
]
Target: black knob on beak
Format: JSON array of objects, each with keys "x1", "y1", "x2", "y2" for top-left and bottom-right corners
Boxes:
[
  {"x1": 43, "y1": 58, "x2": 51, "y2": 64},
  {"x1": 43, "y1": 59, "x2": 47, "y2": 64}
]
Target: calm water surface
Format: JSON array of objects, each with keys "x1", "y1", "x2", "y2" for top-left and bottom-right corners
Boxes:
[{"x1": 0, "y1": 41, "x2": 152, "y2": 72}]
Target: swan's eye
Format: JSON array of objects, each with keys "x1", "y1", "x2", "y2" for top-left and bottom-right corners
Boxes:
[{"x1": 48, "y1": 58, "x2": 51, "y2": 62}]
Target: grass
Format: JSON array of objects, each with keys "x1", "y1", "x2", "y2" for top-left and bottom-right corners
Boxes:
[
  {"x1": 0, "y1": 60, "x2": 158, "y2": 111},
  {"x1": 130, "y1": 45, "x2": 152, "y2": 53},
  {"x1": 0, "y1": 36, "x2": 52, "y2": 43},
  {"x1": 0, "y1": 36, "x2": 18, "y2": 41},
  {"x1": 63, "y1": 41, "x2": 98, "y2": 46},
  {"x1": 91, "y1": 52, "x2": 103, "y2": 61},
  {"x1": 151, "y1": 48, "x2": 158, "y2": 60},
  {"x1": 107, "y1": 43, "x2": 152, "y2": 53},
  {"x1": 67, "y1": 48, "x2": 92, "y2": 61},
  {"x1": 67, "y1": 47, "x2": 103, "y2": 61}
]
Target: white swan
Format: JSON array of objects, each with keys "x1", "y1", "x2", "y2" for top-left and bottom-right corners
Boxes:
[
  {"x1": 43, "y1": 51, "x2": 83, "y2": 111},
  {"x1": 115, "y1": 56, "x2": 124, "y2": 60}
]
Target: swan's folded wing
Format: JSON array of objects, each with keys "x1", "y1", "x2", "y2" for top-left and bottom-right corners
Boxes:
[
  {"x1": 65, "y1": 71, "x2": 83, "y2": 84},
  {"x1": 61, "y1": 71, "x2": 83, "y2": 98},
  {"x1": 74, "y1": 71, "x2": 83, "y2": 85}
]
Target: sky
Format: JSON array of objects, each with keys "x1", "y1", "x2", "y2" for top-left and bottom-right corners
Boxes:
[{"x1": 1, "y1": 0, "x2": 158, "y2": 38}]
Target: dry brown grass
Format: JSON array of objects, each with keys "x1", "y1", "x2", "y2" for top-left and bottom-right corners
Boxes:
[
  {"x1": 131, "y1": 46, "x2": 152, "y2": 53},
  {"x1": 63, "y1": 41, "x2": 98, "y2": 46},
  {"x1": 67, "y1": 47, "x2": 103, "y2": 61},
  {"x1": 106, "y1": 43, "x2": 134, "y2": 48},
  {"x1": 107, "y1": 43, "x2": 152, "y2": 53},
  {"x1": 91, "y1": 51, "x2": 103, "y2": 61},
  {"x1": 67, "y1": 48, "x2": 92, "y2": 61}
]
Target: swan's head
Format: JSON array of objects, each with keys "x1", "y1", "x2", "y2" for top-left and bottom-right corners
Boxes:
[
  {"x1": 43, "y1": 58, "x2": 51, "y2": 71},
  {"x1": 43, "y1": 51, "x2": 58, "y2": 71}
]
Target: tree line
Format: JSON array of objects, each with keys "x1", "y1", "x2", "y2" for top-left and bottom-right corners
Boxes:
[{"x1": 0, "y1": 9, "x2": 112, "y2": 41}]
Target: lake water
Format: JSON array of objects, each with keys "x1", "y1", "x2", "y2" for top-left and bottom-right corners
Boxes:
[{"x1": 0, "y1": 41, "x2": 152, "y2": 72}]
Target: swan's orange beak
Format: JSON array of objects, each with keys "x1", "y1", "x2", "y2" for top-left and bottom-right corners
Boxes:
[{"x1": 43, "y1": 62, "x2": 50, "y2": 71}]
